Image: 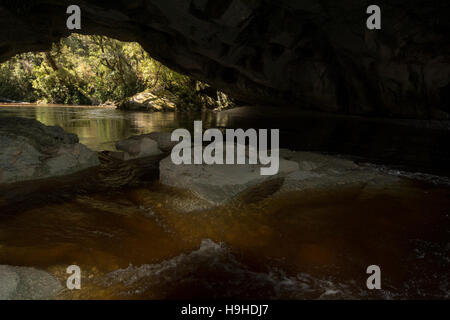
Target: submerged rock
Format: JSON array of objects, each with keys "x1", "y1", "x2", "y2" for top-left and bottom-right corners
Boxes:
[
  {"x1": 102, "y1": 239, "x2": 365, "y2": 299},
  {"x1": 115, "y1": 134, "x2": 163, "y2": 160},
  {"x1": 277, "y1": 149, "x2": 400, "y2": 193},
  {"x1": 0, "y1": 117, "x2": 100, "y2": 184},
  {"x1": 0, "y1": 265, "x2": 62, "y2": 300},
  {"x1": 146, "y1": 132, "x2": 177, "y2": 153}
]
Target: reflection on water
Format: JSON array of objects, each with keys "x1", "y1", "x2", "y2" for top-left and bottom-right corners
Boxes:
[{"x1": 0, "y1": 104, "x2": 229, "y2": 151}]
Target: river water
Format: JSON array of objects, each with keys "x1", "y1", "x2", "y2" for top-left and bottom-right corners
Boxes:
[
  {"x1": 0, "y1": 104, "x2": 222, "y2": 151},
  {"x1": 0, "y1": 104, "x2": 449, "y2": 299}
]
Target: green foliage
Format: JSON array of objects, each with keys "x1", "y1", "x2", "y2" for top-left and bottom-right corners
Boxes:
[
  {"x1": 0, "y1": 34, "x2": 231, "y2": 110},
  {"x1": 0, "y1": 53, "x2": 40, "y2": 102},
  {"x1": 30, "y1": 35, "x2": 150, "y2": 104}
]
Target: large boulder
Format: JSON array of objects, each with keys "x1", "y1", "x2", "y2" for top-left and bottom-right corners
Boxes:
[
  {"x1": 159, "y1": 144, "x2": 299, "y2": 206},
  {"x1": 0, "y1": 265, "x2": 62, "y2": 300},
  {"x1": 117, "y1": 91, "x2": 176, "y2": 112},
  {"x1": 0, "y1": 117, "x2": 100, "y2": 184},
  {"x1": 159, "y1": 146, "x2": 400, "y2": 211}
]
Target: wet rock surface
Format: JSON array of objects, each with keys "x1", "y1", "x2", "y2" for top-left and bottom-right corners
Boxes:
[
  {"x1": 159, "y1": 145, "x2": 299, "y2": 206},
  {"x1": 0, "y1": 117, "x2": 99, "y2": 184},
  {"x1": 159, "y1": 146, "x2": 402, "y2": 211},
  {"x1": 113, "y1": 132, "x2": 177, "y2": 161},
  {"x1": 145, "y1": 132, "x2": 177, "y2": 153},
  {"x1": 0, "y1": 1, "x2": 448, "y2": 118},
  {"x1": 277, "y1": 149, "x2": 400, "y2": 193},
  {"x1": 115, "y1": 134, "x2": 163, "y2": 160},
  {"x1": 0, "y1": 265, "x2": 62, "y2": 300}
]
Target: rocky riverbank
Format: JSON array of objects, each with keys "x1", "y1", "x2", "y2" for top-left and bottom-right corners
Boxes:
[
  {"x1": 0, "y1": 118, "x2": 405, "y2": 206},
  {"x1": 96, "y1": 131, "x2": 403, "y2": 213}
]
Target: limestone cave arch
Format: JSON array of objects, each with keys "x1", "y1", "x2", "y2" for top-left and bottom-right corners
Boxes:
[{"x1": 0, "y1": 0, "x2": 449, "y2": 119}]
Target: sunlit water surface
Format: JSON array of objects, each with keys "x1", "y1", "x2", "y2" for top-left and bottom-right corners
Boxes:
[
  {"x1": 0, "y1": 104, "x2": 227, "y2": 151},
  {"x1": 0, "y1": 105, "x2": 449, "y2": 299}
]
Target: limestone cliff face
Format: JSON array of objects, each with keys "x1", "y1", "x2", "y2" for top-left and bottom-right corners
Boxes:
[{"x1": 0, "y1": 0, "x2": 448, "y2": 118}]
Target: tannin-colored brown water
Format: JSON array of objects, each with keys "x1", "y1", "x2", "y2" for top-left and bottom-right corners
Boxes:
[
  {"x1": 0, "y1": 105, "x2": 449, "y2": 299},
  {"x1": 0, "y1": 176, "x2": 449, "y2": 299}
]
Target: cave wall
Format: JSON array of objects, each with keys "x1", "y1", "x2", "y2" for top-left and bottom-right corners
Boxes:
[{"x1": 0, "y1": 0, "x2": 449, "y2": 119}]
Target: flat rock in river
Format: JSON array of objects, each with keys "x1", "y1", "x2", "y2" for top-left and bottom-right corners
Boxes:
[
  {"x1": 159, "y1": 145, "x2": 299, "y2": 206},
  {"x1": 159, "y1": 147, "x2": 401, "y2": 211}
]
